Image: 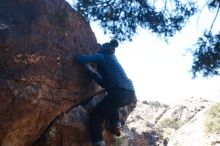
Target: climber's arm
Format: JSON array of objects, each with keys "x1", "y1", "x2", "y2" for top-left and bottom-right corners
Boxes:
[
  {"x1": 91, "y1": 72, "x2": 105, "y2": 87},
  {"x1": 75, "y1": 53, "x2": 104, "y2": 64},
  {"x1": 85, "y1": 66, "x2": 105, "y2": 87}
]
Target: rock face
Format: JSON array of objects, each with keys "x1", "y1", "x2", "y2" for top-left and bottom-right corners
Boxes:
[
  {"x1": 0, "y1": 0, "x2": 98, "y2": 146},
  {"x1": 167, "y1": 106, "x2": 211, "y2": 146},
  {"x1": 158, "y1": 97, "x2": 210, "y2": 124},
  {"x1": 34, "y1": 106, "x2": 91, "y2": 146},
  {"x1": 33, "y1": 93, "x2": 136, "y2": 146},
  {"x1": 118, "y1": 97, "x2": 219, "y2": 146},
  {"x1": 117, "y1": 100, "x2": 169, "y2": 146},
  {"x1": 166, "y1": 99, "x2": 220, "y2": 146}
]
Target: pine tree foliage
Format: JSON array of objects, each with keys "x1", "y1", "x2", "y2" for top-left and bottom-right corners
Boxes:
[
  {"x1": 192, "y1": 0, "x2": 220, "y2": 77},
  {"x1": 74, "y1": 0, "x2": 197, "y2": 41},
  {"x1": 192, "y1": 31, "x2": 220, "y2": 77}
]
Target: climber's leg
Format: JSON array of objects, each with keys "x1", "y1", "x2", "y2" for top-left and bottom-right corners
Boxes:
[
  {"x1": 89, "y1": 88, "x2": 135, "y2": 142},
  {"x1": 108, "y1": 108, "x2": 120, "y2": 129},
  {"x1": 106, "y1": 88, "x2": 136, "y2": 136},
  {"x1": 107, "y1": 108, "x2": 122, "y2": 136},
  {"x1": 89, "y1": 94, "x2": 114, "y2": 143}
]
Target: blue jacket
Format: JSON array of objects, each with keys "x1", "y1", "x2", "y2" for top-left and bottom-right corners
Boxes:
[{"x1": 76, "y1": 49, "x2": 134, "y2": 91}]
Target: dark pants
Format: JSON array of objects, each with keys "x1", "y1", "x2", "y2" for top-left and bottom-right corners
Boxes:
[{"x1": 89, "y1": 87, "x2": 135, "y2": 142}]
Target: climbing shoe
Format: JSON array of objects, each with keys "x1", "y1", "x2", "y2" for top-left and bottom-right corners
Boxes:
[
  {"x1": 107, "y1": 125, "x2": 121, "y2": 137},
  {"x1": 92, "y1": 141, "x2": 106, "y2": 146},
  {"x1": 114, "y1": 126, "x2": 121, "y2": 137},
  {"x1": 106, "y1": 121, "x2": 122, "y2": 137}
]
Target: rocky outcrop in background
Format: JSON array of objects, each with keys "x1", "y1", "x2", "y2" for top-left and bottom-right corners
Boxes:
[
  {"x1": 166, "y1": 98, "x2": 220, "y2": 146},
  {"x1": 119, "y1": 100, "x2": 168, "y2": 146},
  {"x1": 117, "y1": 97, "x2": 219, "y2": 146}
]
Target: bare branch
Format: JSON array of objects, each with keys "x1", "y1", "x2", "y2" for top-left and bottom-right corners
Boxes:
[
  {"x1": 209, "y1": 5, "x2": 220, "y2": 32},
  {"x1": 196, "y1": 0, "x2": 211, "y2": 28},
  {"x1": 164, "y1": 0, "x2": 168, "y2": 10}
]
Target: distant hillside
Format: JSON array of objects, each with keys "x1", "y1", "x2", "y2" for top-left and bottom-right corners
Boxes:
[{"x1": 117, "y1": 97, "x2": 220, "y2": 146}]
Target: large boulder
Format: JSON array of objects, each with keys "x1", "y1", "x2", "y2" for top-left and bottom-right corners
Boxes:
[
  {"x1": 0, "y1": 0, "x2": 99, "y2": 146},
  {"x1": 33, "y1": 106, "x2": 91, "y2": 146},
  {"x1": 33, "y1": 92, "x2": 137, "y2": 146}
]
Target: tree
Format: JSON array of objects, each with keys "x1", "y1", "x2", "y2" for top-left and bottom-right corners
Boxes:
[
  {"x1": 191, "y1": 1, "x2": 220, "y2": 77},
  {"x1": 192, "y1": 31, "x2": 220, "y2": 77},
  {"x1": 72, "y1": 0, "x2": 220, "y2": 77}
]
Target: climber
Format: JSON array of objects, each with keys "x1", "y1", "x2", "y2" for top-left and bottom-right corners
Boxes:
[{"x1": 75, "y1": 39, "x2": 136, "y2": 146}]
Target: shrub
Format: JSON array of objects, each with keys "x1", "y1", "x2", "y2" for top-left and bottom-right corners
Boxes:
[
  {"x1": 205, "y1": 102, "x2": 220, "y2": 133},
  {"x1": 115, "y1": 136, "x2": 124, "y2": 146},
  {"x1": 159, "y1": 118, "x2": 184, "y2": 130},
  {"x1": 149, "y1": 101, "x2": 162, "y2": 108}
]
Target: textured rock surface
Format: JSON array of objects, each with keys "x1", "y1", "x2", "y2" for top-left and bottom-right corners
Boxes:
[
  {"x1": 117, "y1": 100, "x2": 168, "y2": 146},
  {"x1": 158, "y1": 97, "x2": 211, "y2": 124},
  {"x1": 34, "y1": 106, "x2": 92, "y2": 146},
  {"x1": 34, "y1": 93, "x2": 136, "y2": 146},
  {"x1": 115, "y1": 98, "x2": 218, "y2": 146},
  {"x1": 0, "y1": 0, "x2": 98, "y2": 146},
  {"x1": 168, "y1": 104, "x2": 220, "y2": 146},
  {"x1": 168, "y1": 106, "x2": 209, "y2": 146},
  {"x1": 167, "y1": 99, "x2": 220, "y2": 146}
]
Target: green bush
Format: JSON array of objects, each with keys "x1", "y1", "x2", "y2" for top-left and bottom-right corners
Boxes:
[
  {"x1": 115, "y1": 136, "x2": 124, "y2": 146},
  {"x1": 159, "y1": 118, "x2": 184, "y2": 130},
  {"x1": 149, "y1": 101, "x2": 162, "y2": 108},
  {"x1": 205, "y1": 102, "x2": 220, "y2": 133}
]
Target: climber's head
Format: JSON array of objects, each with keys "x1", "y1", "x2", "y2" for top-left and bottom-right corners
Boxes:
[{"x1": 99, "y1": 39, "x2": 119, "y2": 54}]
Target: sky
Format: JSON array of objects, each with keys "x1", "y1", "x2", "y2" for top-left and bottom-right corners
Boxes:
[{"x1": 67, "y1": 0, "x2": 220, "y2": 104}]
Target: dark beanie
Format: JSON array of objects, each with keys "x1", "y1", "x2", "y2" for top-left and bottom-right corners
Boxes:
[
  {"x1": 110, "y1": 39, "x2": 119, "y2": 48},
  {"x1": 100, "y1": 39, "x2": 119, "y2": 50}
]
